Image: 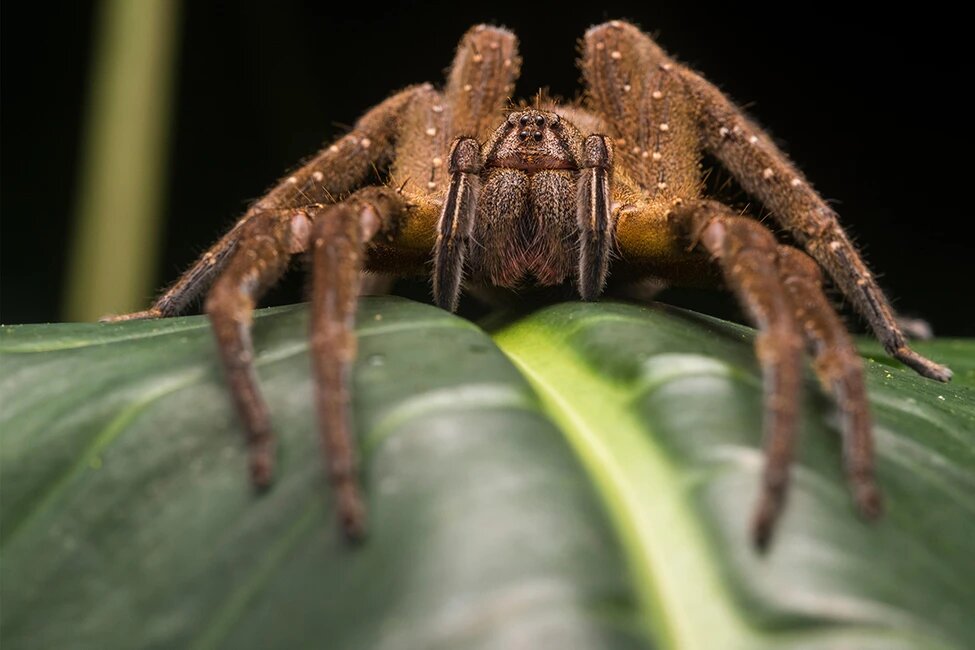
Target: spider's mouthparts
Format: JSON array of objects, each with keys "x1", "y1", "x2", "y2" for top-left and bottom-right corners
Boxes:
[{"x1": 485, "y1": 155, "x2": 576, "y2": 173}]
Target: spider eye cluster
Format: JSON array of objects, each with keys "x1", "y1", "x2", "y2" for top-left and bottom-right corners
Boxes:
[{"x1": 513, "y1": 111, "x2": 560, "y2": 142}]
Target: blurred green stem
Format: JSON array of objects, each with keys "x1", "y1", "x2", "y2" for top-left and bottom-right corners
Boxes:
[{"x1": 65, "y1": 0, "x2": 180, "y2": 321}]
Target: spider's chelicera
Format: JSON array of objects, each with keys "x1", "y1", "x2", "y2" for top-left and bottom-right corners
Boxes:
[{"x1": 105, "y1": 21, "x2": 952, "y2": 550}]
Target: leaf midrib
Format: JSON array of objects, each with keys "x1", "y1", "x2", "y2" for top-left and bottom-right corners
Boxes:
[{"x1": 494, "y1": 324, "x2": 756, "y2": 650}]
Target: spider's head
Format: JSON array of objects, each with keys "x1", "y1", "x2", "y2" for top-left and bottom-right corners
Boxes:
[{"x1": 484, "y1": 109, "x2": 583, "y2": 173}]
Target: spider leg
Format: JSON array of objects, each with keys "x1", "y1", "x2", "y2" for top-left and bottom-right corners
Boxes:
[
  {"x1": 670, "y1": 199, "x2": 805, "y2": 550},
  {"x1": 577, "y1": 134, "x2": 615, "y2": 299},
  {"x1": 446, "y1": 25, "x2": 520, "y2": 140},
  {"x1": 100, "y1": 227, "x2": 241, "y2": 322},
  {"x1": 677, "y1": 64, "x2": 950, "y2": 382},
  {"x1": 102, "y1": 85, "x2": 431, "y2": 322},
  {"x1": 433, "y1": 137, "x2": 481, "y2": 311},
  {"x1": 310, "y1": 186, "x2": 407, "y2": 541},
  {"x1": 777, "y1": 247, "x2": 882, "y2": 519},
  {"x1": 580, "y1": 21, "x2": 948, "y2": 381},
  {"x1": 205, "y1": 206, "x2": 318, "y2": 487}
]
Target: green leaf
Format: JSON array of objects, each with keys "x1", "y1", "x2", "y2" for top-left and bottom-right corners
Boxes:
[{"x1": 1, "y1": 298, "x2": 972, "y2": 650}]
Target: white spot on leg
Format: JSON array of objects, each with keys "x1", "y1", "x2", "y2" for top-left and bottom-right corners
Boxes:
[
  {"x1": 426, "y1": 127, "x2": 437, "y2": 136},
  {"x1": 762, "y1": 167, "x2": 774, "y2": 180},
  {"x1": 427, "y1": 181, "x2": 437, "y2": 189},
  {"x1": 652, "y1": 151, "x2": 662, "y2": 161},
  {"x1": 790, "y1": 177, "x2": 802, "y2": 187},
  {"x1": 659, "y1": 123, "x2": 670, "y2": 132},
  {"x1": 659, "y1": 63, "x2": 673, "y2": 71},
  {"x1": 312, "y1": 171, "x2": 324, "y2": 182},
  {"x1": 719, "y1": 127, "x2": 730, "y2": 138},
  {"x1": 623, "y1": 84, "x2": 632, "y2": 92},
  {"x1": 657, "y1": 182, "x2": 668, "y2": 190},
  {"x1": 463, "y1": 84, "x2": 473, "y2": 92},
  {"x1": 749, "y1": 135, "x2": 759, "y2": 144},
  {"x1": 651, "y1": 90, "x2": 663, "y2": 100},
  {"x1": 829, "y1": 240, "x2": 842, "y2": 251},
  {"x1": 432, "y1": 157, "x2": 443, "y2": 166},
  {"x1": 595, "y1": 42, "x2": 606, "y2": 51},
  {"x1": 631, "y1": 146, "x2": 641, "y2": 154},
  {"x1": 329, "y1": 145, "x2": 339, "y2": 153},
  {"x1": 472, "y1": 54, "x2": 483, "y2": 63},
  {"x1": 287, "y1": 176, "x2": 298, "y2": 185},
  {"x1": 360, "y1": 137, "x2": 372, "y2": 149},
  {"x1": 610, "y1": 50, "x2": 622, "y2": 60},
  {"x1": 432, "y1": 104, "x2": 444, "y2": 113},
  {"x1": 288, "y1": 212, "x2": 312, "y2": 254}
]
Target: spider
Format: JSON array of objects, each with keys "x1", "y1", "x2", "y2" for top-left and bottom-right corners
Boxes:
[{"x1": 104, "y1": 21, "x2": 951, "y2": 550}]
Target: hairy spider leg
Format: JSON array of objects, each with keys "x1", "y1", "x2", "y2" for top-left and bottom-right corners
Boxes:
[
  {"x1": 205, "y1": 206, "x2": 317, "y2": 486},
  {"x1": 102, "y1": 86, "x2": 427, "y2": 323},
  {"x1": 776, "y1": 247, "x2": 881, "y2": 520},
  {"x1": 310, "y1": 187, "x2": 408, "y2": 541},
  {"x1": 672, "y1": 200, "x2": 805, "y2": 549},
  {"x1": 680, "y1": 58, "x2": 951, "y2": 382}
]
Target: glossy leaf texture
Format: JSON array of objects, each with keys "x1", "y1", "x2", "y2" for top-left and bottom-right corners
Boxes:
[{"x1": 1, "y1": 298, "x2": 972, "y2": 650}]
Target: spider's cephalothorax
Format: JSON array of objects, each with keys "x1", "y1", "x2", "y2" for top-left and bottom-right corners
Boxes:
[
  {"x1": 105, "y1": 21, "x2": 952, "y2": 550},
  {"x1": 436, "y1": 108, "x2": 613, "y2": 305}
]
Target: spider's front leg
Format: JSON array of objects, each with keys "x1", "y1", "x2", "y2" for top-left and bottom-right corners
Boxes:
[
  {"x1": 669, "y1": 199, "x2": 882, "y2": 548},
  {"x1": 309, "y1": 187, "x2": 408, "y2": 539},
  {"x1": 206, "y1": 186, "x2": 406, "y2": 540},
  {"x1": 669, "y1": 200, "x2": 803, "y2": 548},
  {"x1": 204, "y1": 206, "x2": 316, "y2": 486}
]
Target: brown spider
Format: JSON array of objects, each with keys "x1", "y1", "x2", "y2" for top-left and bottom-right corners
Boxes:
[{"x1": 105, "y1": 21, "x2": 951, "y2": 550}]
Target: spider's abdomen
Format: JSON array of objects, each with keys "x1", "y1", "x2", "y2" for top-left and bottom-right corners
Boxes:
[{"x1": 466, "y1": 167, "x2": 577, "y2": 289}]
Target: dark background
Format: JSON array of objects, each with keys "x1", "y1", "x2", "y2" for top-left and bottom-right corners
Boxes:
[{"x1": 3, "y1": 2, "x2": 972, "y2": 334}]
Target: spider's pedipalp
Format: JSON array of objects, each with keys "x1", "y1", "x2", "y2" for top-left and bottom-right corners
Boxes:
[
  {"x1": 577, "y1": 134, "x2": 615, "y2": 299},
  {"x1": 433, "y1": 137, "x2": 482, "y2": 311}
]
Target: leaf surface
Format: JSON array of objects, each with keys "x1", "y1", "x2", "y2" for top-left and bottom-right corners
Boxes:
[{"x1": 1, "y1": 298, "x2": 972, "y2": 650}]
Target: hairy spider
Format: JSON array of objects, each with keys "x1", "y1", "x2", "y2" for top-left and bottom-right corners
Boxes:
[{"x1": 105, "y1": 21, "x2": 951, "y2": 550}]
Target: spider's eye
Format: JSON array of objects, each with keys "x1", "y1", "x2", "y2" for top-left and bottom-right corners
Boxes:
[
  {"x1": 550, "y1": 117, "x2": 561, "y2": 130},
  {"x1": 519, "y1": 115, "x2": 529, "y2": 126},
  {"x1": 532, "y1": 131, "x2": 543, "y2": 141},
  {"x1": 534, "y1": 115, "x2": 545, "y2": 127}
]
